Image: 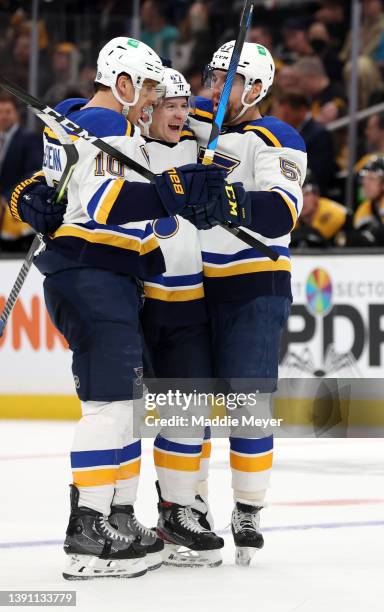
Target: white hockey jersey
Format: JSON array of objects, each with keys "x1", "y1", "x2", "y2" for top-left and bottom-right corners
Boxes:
[
  {"x1": 41, "y1": 97, "x2": 164, "y2": 278},
  {"x1": 143, "y1": 128, "x2": 207, "y2": 323},
  {"x1": 189, "y1": 97, "x2": 307, "y2": 301}
]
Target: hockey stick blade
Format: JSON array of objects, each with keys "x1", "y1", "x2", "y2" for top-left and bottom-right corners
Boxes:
[
  {"x1": 0, "y1": 74, "x2": 277, "y2": 260},
  {"x1": 0, "y1": 118, "x2": 79, "y2": 337}
]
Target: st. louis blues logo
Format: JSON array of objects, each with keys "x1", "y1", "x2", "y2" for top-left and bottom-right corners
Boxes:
[
  {"x1": 198, "y1": 147, "x2": 240, "y2": 175},
  {"x1": 153, "y1": 216, "x2": 179, "y2": 238}
]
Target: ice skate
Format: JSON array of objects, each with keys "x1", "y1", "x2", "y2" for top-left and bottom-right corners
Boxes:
[
  {"x1": 109, "y1": 504, "x2": 164, "y2": 571},
  {"x1": 231, "y1": 502, "x2": 264, "y2": 567},
  {"x1": 155, "y1": 481, "x2": 223, "y2": 568},
  {"x1": 63, "y1": 485, "x2": 147, "y2": 580}
]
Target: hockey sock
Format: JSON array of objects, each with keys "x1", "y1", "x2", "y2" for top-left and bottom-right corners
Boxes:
[
  {"x1": 229, "y1": 435, "x2": 273, "y2": 499},
  {"x1": 71, "y1": 400, "x2": 136, "y2": 515},
  {"x1": 153, "y1": 434, "x2": 204, "y2": 505}
]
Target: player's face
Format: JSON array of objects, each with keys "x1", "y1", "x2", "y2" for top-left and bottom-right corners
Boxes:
[
  {"x1": 210, "y1": 70, "x2": 247, "y2": 124},
  {"x1": 361, "y1": 173, "x2": 384, "y2": 200},
  {"x1": 150, "y1": 97, "x2": 189, "y2": 143},
  {"x1": 128, "y1": 78, "x2": 162, "y2": 124}
]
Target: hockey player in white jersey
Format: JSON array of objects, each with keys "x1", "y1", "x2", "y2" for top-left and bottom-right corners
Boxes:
[
  {"x1": 8, "y1": 39, "x2": 250, "y2": 579},
  {"x1": 139, "y1": 67, "x2": 222, "y2": 567},
  {"x1": 189, "y1": 41, "x2": 307, "y2": 566}
]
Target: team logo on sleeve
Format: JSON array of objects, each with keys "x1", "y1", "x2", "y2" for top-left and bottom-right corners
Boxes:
[{"x1": 198, "y1": 147, "x2": 240, "y2": 175}]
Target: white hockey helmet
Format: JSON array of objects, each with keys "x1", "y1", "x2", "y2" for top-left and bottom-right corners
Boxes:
[
  {"x1": 95, "y1": 37, "x2": 164, "y2": 116},
  {"x1": 162, "y1": 67, "x2": 191, "y2": 99},
  {"x1": 208, "y1": 40, "x2": 275, "y2": 120},
  {"x1": 139, "y1": 68, "x2": 191, "y2": 136}
]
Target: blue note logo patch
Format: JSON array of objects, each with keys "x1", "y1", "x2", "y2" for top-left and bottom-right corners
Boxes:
[{"x1": 198, "y1": 147, "x2": 240, "y2": 176}]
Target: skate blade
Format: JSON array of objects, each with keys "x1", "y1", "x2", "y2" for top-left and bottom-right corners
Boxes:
[
  {"x1": 235, "y1": 546, "x2": 258, "y2": 567},
  {"x1": 162, "y1": 544, "x2": 222, "y2": 568},
  {"x1": 63, "y1": 554, "x2": 147, "y2": 580},
  {"x1": 145, "y1": 551, "x2": 163, "y2": 571}
]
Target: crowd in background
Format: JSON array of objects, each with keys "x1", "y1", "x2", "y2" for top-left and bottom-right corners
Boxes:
[{"x1": 1, "y1": 0, "x2": 384, "y2": 251}]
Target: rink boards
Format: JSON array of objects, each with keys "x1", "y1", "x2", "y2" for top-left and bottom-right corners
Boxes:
[{"x1": 1, "y1": 254, "x2": 384, "y2": 430}]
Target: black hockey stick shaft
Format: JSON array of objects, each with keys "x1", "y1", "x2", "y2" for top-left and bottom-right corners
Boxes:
[
  {"x1": 0, "y1": 117, "x2": 79, "y2": 337},
  {"x1": 0, "y1": 75, "x2": 278, "y2": 261}
]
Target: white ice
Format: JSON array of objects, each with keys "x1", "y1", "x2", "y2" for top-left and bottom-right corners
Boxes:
[{"x1": 0, "y1": 421, "x2": 383, "y2": 612}]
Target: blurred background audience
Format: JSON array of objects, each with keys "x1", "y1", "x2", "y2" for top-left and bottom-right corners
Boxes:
[{"x1": 0, "y1": 0, "x2": 384, "y2": 251}]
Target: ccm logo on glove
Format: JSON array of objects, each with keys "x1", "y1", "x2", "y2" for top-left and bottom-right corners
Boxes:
[
  {"x1": 225, "y1": 184, "x2": 239, "y2": 217},
  {"x1": 166, "y1": 168, "x2": 185, "y2": 195}
]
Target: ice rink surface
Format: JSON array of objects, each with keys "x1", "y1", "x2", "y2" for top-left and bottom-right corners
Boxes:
[{"x1": 0, "y1": 421, "x2": 383, "y2": 612}]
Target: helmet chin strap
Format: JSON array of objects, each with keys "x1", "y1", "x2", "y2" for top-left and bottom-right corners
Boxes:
[
  {"x1": 111, "y1": 83, "x2": 141, "y2": 118},
  {"x1": 228, "y1": 85, "x2": 260, "y2": 124}
]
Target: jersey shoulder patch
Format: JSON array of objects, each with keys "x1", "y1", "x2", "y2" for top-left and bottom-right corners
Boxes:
[
  {"x1": 243, "y1": 116, "x2": 306, "y2": 152},
  {"x1": 189, "y1": 96, "x2": 213, "y2": 123},
  {"x1": 54, "y1": 99, "x2": 133, "y2": 138}
]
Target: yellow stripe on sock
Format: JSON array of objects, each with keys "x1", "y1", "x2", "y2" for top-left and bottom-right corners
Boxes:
[
  {"x1": 230, "y1": 451, "x2": 273, "y2": 472},
  {"x1": 153, "y1": 449, "x2": 200, "y2": 472},
  {"x1": 73, "y1": 468, "x2": 117, "y2": 487},
  {"x1": 116, "y1": 459, "x2": 141, "y2": 481}
]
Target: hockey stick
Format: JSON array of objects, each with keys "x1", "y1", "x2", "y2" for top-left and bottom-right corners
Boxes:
[
  {"x1": 0, "y1": 75, "x2": 278, "y2": 261},
  {"x1": 0, "y1": 117, "x2": 78, "y2": 337},
  {"x1": 200, "y1": 2, "x2": 279, "y2": 262},
  {"x1": 202, "y1": 0, "x2": 254, "y2": 166}
]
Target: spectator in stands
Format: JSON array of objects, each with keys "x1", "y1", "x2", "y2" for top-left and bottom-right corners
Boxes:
[
  {"x1": 341, "y1": 0, "x2": 384, "y2": 64},
  {"x1": 273, "y1": 90, "x2": 335, "y2": 195},
  {"x1": 337, "y1": 157, "x2": 384, "y2": 247},
  {"x1": 356, "y1": 112, "x2": 384, "y2": 173},
  {"x1": 314, "y1": 0, "x2": 348, "y2": 51},
  {"x1": 0, "y1": 95, "x2": 42, "y2": 252},
  {"x1": 43, "y1": 43, "x2": 81, "y2": 107},
  {"x1": 282, "y1": 17, "x2": 314, "y2": 63},
  {"x1": 295, "y1": 56, "x2": 346, "y2": 124},
  {"x1": 291, "y1": 173, "x2": 347, "y2": 248},
  {"x1": 171, "y1": 1, "x2": 214, "y2": 75},
  {"x1": 307, "y1": 21, "x2": 343, "y2": 83},
  {"x1": 343, "y1": 55, "x2": 384, "y2": 110},
  {"x1": 140, "y1": 0, "x2": 179, "y2": 59}
]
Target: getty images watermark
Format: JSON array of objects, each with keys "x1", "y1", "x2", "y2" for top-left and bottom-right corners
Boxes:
[{"x1": 143, "y1": 389, "x2": 283, "y2": 429}]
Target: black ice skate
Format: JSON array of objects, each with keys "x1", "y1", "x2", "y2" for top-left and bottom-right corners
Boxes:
[
  {"x1": 231, "y1": 502, "x2": 264, "y2": 567},
  {"x1": 63, "y1": 485, "x2": 147, "y2": 580},
  {"x1": 109, "y1": 504, "x2": 164, "y2": 571},
  {"x1": 155, "y1": 481, "x2": 223, "y2": 568}
]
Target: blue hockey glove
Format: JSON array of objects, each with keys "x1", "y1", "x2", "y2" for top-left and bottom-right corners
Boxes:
[
  {"x1": 10, "y1": 180, "x2": 66, "y2": 234},
  {"x1": 180, "y1": 181, "x2": 252, "y2": 230},
  {"x1": 153, "y1": 163, "x2": 227, "y2": 217}
]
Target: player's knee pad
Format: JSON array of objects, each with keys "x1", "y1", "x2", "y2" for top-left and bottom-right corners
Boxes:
[{"x1": 78, "y1": 400, "x2": 135, "y2": 443}]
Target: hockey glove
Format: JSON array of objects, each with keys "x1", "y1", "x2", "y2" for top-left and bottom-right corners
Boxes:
[
  {"x1": 153, "y1": 163, "x2": 227, "y2": 217},
  {"x1": 181, "y1": 181, "x2": 252, "y2": 230},
  {"x1": 9, "y1": 180, "x2": 66, "y2": 234}
]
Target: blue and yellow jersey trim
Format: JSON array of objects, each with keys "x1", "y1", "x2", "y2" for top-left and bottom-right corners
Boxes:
[
  {"x1": 144, "y1": 271, "x2": 204, "y2": 302},
  {"x1": 52, "y1": 220, "x2": 159, "y2": 255},
  {"x1": 202, "y1": 246, "x2": 291, "y2": 278},
  {"x1": 225, "y1": 116, "x2": 306, "y2": 152},
  {"x1": 189, "y1": 96, "x2": 214, "y2": 124},
  {"x1": 269, "y1": 185, "x2": 299, "y2": 227}
]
